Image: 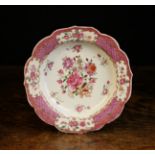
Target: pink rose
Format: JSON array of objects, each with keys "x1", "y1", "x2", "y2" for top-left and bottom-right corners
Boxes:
[{"x1": 67, "y1": 71, "x2": 83, "y2": 91}]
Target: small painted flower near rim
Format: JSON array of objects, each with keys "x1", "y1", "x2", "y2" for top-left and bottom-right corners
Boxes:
[
  {"x1": 102, "y1": 80, "x2": 111, "y2": 95},
  {"x1": 44, "y1": 60, "x2": 54, "y2": 76},
  {"x1": 97, "y1": 53, "x2": 108, "y2": 66},
  {"x1": 101, "y1": 59, "x2": 107, "y2": 66},
  {"x1": 102, "y1": 88, "x2": 108, "y2": 95},
  {"x1": 63, "y1": 57, "x2": 74, "y2": 69},
  {"x1": 51, "y1": 91, "x2": 58, "y2": 97},
  {"x1": 76, "y1": 105, "x2": 84, "y2": 112},
  {"x1": 72, "y1": 45, "x2": 82, "y2": 53},
  {"x1": 50, "y1": 91, "x2": 64, "y2": 103},
  {"x1": 76, "y1": 105, "x2": 91, "y2": 113},
  {"x1": 47, "y1": 61, "x2": 54, "y2": 70}
]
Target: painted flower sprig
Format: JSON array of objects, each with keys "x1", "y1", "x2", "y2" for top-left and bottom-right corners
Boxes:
[{"x1": 57, "y1": 55, "x2": 97, "y2": 98}]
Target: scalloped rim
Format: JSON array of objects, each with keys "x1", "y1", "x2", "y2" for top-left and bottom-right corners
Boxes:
[{"x1": 24, "y1": 26, "x2": 133, "y2": 134}]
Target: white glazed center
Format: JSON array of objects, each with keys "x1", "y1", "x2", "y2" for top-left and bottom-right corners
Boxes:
[{"x1": 39, "y1": 42, "x2": 117, "y2": 118}]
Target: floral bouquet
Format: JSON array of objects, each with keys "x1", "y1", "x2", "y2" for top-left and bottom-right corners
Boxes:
[{"x1": 57, "y1": 55, "x2": 97, "y2": 98}]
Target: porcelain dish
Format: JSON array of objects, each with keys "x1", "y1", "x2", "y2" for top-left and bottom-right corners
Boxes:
[{"x1": 24, "y1": 26, "x2": 133, "y2": 133}]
